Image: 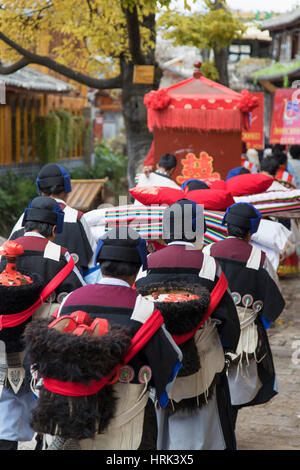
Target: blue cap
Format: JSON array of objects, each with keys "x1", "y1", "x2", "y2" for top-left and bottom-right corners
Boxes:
[
  {"x1": 22, "y1": 196, "x2": 65, "y2": 233},
  {"x1": 36, "y1": 163, "x2": 72, "y2": 195},
  {"x1": 222, "y1": 202, "x2": 261, "y2": 235}
]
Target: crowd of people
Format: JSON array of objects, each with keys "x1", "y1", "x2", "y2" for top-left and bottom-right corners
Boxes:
[{"x1": 0, "y1": 143, "x2": 294, "y2": 451}]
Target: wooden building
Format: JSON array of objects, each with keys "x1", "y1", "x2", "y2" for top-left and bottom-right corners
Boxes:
[
  {"x1": 256, "y1": 8, "x2": 300, "y2": 88},
  {"x1": 0, "y1": 65, "x2": 88, "y2": 168}
]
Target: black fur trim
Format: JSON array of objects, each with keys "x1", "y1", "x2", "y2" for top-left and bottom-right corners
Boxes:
[
  {"x1": 30, "y1": 386, "x2": 117, "y2": 439},
  {"x1": 24, "y1": 318, "x2": 132, "y2": 439},
  {"x1": 0, "y1": 272, "x2": 44, "y2": 352},
  {"x1": 137, "y1": 281, "x2": 210, "y2": 335},
  {"x1": 24, "y1": 319, "x2": 131, "y2": 382}
]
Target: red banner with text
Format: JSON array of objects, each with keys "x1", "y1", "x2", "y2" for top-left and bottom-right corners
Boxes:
[
  {"x1": 242, "y1": 92, "x2": 264, "y2": 149},
  {"x1": 270, "y1": 88, "x2": 300, "y2": 145}
]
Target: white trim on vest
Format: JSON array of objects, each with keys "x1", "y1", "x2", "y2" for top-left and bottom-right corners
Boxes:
[
  {"x1": 44, "y1": 241, "x2": 61, "y2": 262},
  {"x1": 131, "y1": 295, "x2": 155, "y2": 324},
  {"x1": 202, "y1": 243, "x2": 213, "y2": 255},
  {"x1": 63, "y1": 205, "x2": 78, "y2": 223},
  {"x1": 199, "y1": 253, "x2": 216, "y2": 281},
  {"x1": 246, "y1": 246, "x2": 262, "y2": 271}
]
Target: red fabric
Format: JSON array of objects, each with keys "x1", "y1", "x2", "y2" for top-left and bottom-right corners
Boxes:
[
  {"x1": 172, "y1": 272, "x2": 228, "y2": 345},
  {"x1": 270, "y1": 89, "x2": 300, "y2": 145},
  {"x1": 0, "y1": 256, "x2": 75, "y2": 330},
  {"x1": 130, "y1": 186, "x2": 184, "y2": 206},
  {"x1": 242, "y1": 92, "x2": 264, "y2": 150},
  {"x1": 188, "y1": 189, "x2": 234, "y2": 211},
  {"x1": 144, "y1": 88, "x2": 171, "y2": 110},
  {"x1": 144, "y1": 77, "x2": 241, "y2": 110},
  {"x1": 275, "y1": 168, "x2": 294, "y2": 184},
  {"x1": 130, "y1": 186, "x2": 234, "y2": 211},
  {"x1": 43, "y1": 309, "x2": 164, "y2": 397},
  {"x1": 143, "y1": 77, "x2": 252, "y2": 132},
  {"x1": 237, "y1": 89, "x2": 259, "y2": 113},
  {"x1": 207, "y1": 179, "x2": 227, "y2": 190},
  {"x1": 226, "y1": 173, "x2": 274, "y2": 197},
  {"x1": 146, "y1": 240, "x2": 167, "y2": 253},
  {"x1": 147, "y1": 108, "x2": 244, "y2": 132},
  {"x1": 43, "y1": 377, "x2": 108, "y2": 397},
  {"x1": 143, "y1": 141, "x2": 155, "y2": 167}
]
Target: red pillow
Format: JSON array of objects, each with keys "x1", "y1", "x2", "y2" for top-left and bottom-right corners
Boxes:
[
  {"x1": 130, "y1": 186, "x2": 235, "y2": 210},
  {"x1": 207, "y1": 179, "x2": 227, "y2": 190},
  {"x1": 188, "y1": 189, "x2": 235, "y2": 210},
  {"x1": 226, "y1": 173, "x2": 274, "y2": 197},
  {"x1": 130, "y1": 186, "x2": 184, "y2": 205}
]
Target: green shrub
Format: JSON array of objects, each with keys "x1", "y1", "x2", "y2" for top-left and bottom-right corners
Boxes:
[
  {"x1": 71, "y1": 137, "x2": 128, "y2": 198},
  {"x1": 35, "y1": 113, "x2": 61, "y2": 163},
  {"x1": 0, "y1": 171, "x2": 36, "y2": 238},
  {"x1": 35, "y1": 111, "x2": 92, "y2": 162},
  {"x1": 55, "y1": 110, "x2": 74, "y2": 159}
]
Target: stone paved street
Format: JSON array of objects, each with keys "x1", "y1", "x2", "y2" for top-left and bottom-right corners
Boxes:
[{"x1": 236, "y1": 274, "x2": 300, "y2": 450}]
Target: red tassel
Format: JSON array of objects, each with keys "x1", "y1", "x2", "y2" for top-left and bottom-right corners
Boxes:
[{"x1": 147, "y1": 108, "x2": 244, "y2": 132}]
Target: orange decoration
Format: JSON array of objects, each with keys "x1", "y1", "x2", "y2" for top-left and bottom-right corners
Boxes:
[
  {"x1": 0, "y1": 241, "x2": 33, "y2": 286},
  {"x1": 160, "y1": 293, "x2": 199, "y2": 303},
  {"x1": 176, "y1": 151, "x2": 221, "y2": 184}
]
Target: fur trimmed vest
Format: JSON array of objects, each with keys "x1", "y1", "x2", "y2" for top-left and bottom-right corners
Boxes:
[
  {"x1": 24, "y1": 316, "x2": 132, "y2": 440},
  {"x1": 137, "y1": 280, "x2": 225, "y2": 412}
]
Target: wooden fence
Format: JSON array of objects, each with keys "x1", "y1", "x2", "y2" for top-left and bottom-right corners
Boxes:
[{"x1": 0, "y1": 92, "x2": 88, "y2": 166}]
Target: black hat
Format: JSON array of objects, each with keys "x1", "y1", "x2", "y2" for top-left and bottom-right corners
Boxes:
[
  {"x1": 22, "y1": 196, "x2": 65, "y2": 233},
  {"x1": 181, "y1": 179, "x2": 209, "y2": 191},
  {"x1": 36, "y1": 163, "x2": 72, "y2": 194},
  {"x1": 95, "y1": 227, "x2": 148, "y2": 270},
  {"x1": 223, "y1": 202, "x2": 262, "y2": 235}
]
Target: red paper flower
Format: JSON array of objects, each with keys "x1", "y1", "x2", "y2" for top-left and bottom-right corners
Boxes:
[
  {"x1": 144, "y1": 88, "x2": 171, "y2": 110},
  {"x1": 237, "y1": 89, "x2": 259, "y2": 113}
]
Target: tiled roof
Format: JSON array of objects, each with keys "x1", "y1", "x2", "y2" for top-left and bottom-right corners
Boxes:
[
  {"x1": 0, "y1": 66, "x2": 72, "y2": 92},
  {"x1": 261, "y1": 8, "x2": 300, "y2": 31}
]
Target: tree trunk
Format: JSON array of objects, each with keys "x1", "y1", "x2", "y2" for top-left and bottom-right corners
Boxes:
[
  {"x1": 120, "y1": 60, "x2": 158, "y2": 188},
  {"x1": 120, "y1": 8, "x2": 161, "y2": 188},
  {"x1": 213, "y1": 46, "x2": 229, "y2": 86},
  {"x1": 212, "y1": 0, "x2": 229, "y2": 87}
]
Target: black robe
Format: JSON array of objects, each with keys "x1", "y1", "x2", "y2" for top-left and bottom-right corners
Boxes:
[
  {"x1": 208, "y1": 237, "x2": 285, "y2": 406},
  {"x1": 9, "y1": 201, "x2": 94, "y2": 273},
  {"x1": 136, "y1": 243, "x2": 240, "y2": 352},
  {"x1": 135, "y1": 242, "x2": 241, "y2": 450}
]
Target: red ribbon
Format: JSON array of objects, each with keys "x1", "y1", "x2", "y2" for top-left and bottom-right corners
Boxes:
[
  {"x1": 171, "y1": 272, "x2": 228, "y2": 345},
  {"x1": 0, "y1": 256, "x2": 75, "y2": 330}
]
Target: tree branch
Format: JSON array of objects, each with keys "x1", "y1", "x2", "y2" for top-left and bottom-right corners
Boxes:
[
  {"x1": 0, "y1": 31, "x2": 123, "y2": 90},
  {"x1": 0, "y1": 57, "x2": 30, "y2": 74}
]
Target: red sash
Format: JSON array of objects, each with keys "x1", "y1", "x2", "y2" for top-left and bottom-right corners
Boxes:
[
  {"x1": 43, "y1": 308, "x2": 164, "y2": 397},
  {"x1": 171, "y1": 272, "x2": 228, "y2": 345},
  {"x1": 0, "y1": 256, "x2": 75, "y2": 330}
]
